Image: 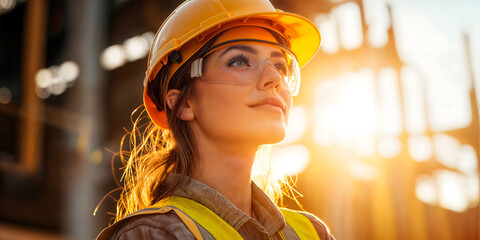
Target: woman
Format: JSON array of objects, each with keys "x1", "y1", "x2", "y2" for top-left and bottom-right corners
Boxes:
[{"x1": 98, "y1": 0, "x2": 334, "y2": 239}]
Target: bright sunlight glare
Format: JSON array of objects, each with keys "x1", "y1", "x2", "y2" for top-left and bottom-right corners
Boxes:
[
  {"x1": 436, "y1": 170, "x2": 469, "y2": 212},
  {"x1": 313, "y1": 68, "x2": 377, "y2": 156},
  {"x1": 271, "y1": 145, "x2": 310, "y2": 177},
  {"x1": 282, "y1": 106, "x2": 307, "y2": 145},
  {"x1": 408, "y1": 135, "x2": 433, "y2": 162},
  {"x1": 332, "y1": 2, "x2": 364, "y2": 50}
]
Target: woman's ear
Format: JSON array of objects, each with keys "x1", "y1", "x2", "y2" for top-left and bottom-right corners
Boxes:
[{"x1": 166, "y1": 89, "x2": 195, "y2": 121}]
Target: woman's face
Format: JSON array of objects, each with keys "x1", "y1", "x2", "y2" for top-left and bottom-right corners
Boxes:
[{"x1": 188, "y1": 43, "x2": 293, "y2": 147}]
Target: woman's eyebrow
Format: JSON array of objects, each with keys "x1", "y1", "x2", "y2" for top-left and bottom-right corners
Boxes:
[
  {"x1": 270, "y1": 51, "x2": 284, "y2": 58},
  {"x1": 219, "y1": 45, "x2": 257, "y2": 57}
]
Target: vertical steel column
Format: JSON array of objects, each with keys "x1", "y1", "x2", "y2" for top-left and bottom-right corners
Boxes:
[
  {"x1": 64, "y1": 0, "x2": 108, "y2": 239},
  {"x1": 19, "y1": 0, "x2": 47, "y2": 175}
]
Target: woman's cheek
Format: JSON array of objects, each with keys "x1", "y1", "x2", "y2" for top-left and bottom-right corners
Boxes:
[{"x1": 196, "y1": 86, "x2": 245, "y2": 130}]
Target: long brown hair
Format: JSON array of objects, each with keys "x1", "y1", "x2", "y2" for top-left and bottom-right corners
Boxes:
[{"x1": 113, "y1": 29, "x2": 298, "y2": 222}]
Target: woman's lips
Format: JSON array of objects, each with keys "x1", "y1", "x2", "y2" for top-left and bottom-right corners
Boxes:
[{"x1": 251, "y1": 96, "x2": 286, "y2": 112}]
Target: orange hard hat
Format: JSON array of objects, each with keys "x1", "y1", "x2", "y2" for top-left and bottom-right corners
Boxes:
[{"x1": 144, "y1": 0, "x2": 321, "y2": 129}]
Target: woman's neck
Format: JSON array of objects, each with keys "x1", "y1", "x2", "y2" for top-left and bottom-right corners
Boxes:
[{"x1": 192, "y1": 139, "x2": 258, "y2": 217}]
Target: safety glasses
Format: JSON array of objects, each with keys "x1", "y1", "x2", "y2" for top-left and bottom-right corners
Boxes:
[{"x1": 190, "y1": 41, "x2": 301, "y2": 96}]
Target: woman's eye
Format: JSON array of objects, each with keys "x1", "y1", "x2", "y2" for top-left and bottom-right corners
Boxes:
[
  {"x1": 228, "y1": 55, "x2": 250, "y2": 67},
  {"x1": 275, "y1": 63, "x2": 288, "y2": 75}
]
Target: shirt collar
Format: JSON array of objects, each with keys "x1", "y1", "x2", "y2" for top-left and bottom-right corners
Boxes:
[{"x1": 164, "y1": 174, "x2": 286, "y2": 235}]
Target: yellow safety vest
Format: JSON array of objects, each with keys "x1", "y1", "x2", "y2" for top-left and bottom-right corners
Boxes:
[{"x1": 97, "y1": 196, "x2": 321, "y2": 240}]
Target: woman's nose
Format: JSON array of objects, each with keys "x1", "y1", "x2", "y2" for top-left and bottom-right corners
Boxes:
[{"x1": 256, "y1": 60, "x2": 283, "y2": 93}]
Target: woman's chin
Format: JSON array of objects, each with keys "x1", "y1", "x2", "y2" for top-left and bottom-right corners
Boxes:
[{"x1": 249, "y1": 123, "x2": 287, "y2": 145}]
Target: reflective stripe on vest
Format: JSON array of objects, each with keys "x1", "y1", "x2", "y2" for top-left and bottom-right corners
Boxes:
[{"x1": 152, "y1": 196, "x2": 321, "y2": 240}]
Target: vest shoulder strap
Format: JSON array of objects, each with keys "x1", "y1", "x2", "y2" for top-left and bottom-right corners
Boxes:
[
  {"x1": 153, "y1": 196, "x2": 243, "y2": 240},
  {"x1": 280, "y1": 208, "x2": 322, "y2": 240},
  {"x1": 95, "y1": 205, "x2": 202, "y2": 240}
]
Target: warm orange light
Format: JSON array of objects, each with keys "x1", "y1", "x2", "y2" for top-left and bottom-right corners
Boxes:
[{"x1": 313, "y1": 68, "x2": 378, "y2": 156}]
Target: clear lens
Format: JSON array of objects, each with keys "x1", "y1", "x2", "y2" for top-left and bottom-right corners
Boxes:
[{"x1": 191, "y1": 42, "x2": 301, "y2": 96}]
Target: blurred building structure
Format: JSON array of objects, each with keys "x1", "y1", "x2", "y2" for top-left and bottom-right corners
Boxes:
[
  {"x1": 0, "y1": 0, "x2": 478, "y2": 239},
  {"x1": 276, "y1": 0, "x2": 480, "y2": 239}
]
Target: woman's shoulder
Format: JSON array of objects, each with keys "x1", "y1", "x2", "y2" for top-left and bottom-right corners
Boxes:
[
  {"x1": 297, "y1": 211, "x2": 336, "y2": 240},
  {"x1": 99, "y1": 211, "x2": 196, "y2": 240}
]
